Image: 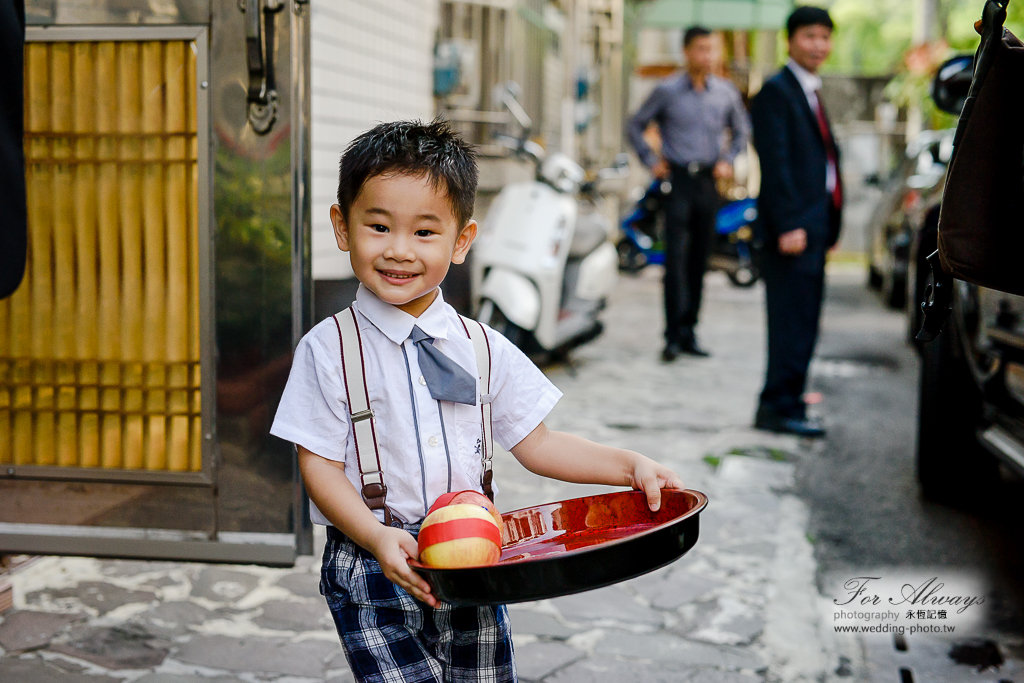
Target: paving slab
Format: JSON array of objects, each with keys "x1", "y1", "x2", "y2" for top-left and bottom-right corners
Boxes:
[
  {"x1": 0, "y1": 656, "x2": 121, "y2": 683},
  {"x1": 130, "y1": 601, "x2": 215, "y2": 638},
  {"x1": 25, "y1": 581, "x2": 156, "y2": 616},
  {"x1": 173, "y1": 634, "x2": 338, "y2": 678},
  {"x1": 717, "y1": 457, "x2": 794, "y2": 492},
  {"x1": 685, "y1": 669, "x2": 763, "y2": 683},
  {"x1": 252, "y1": 599, "x2": 334, "y2": 632},
  {"x1": 513, "y1": 641, "x2": 584, "y2": 681},
  {"x1": 326, "y1": 649, "x2": 350, "y2": 670},
  {"x1": 49, "y1": 624, "x2": 169, "y2": 670},
  {"x1": 719, "y1": 541, "x2": 776, "y2": 559},
  {"x1": 188, "y1": 568, "x2": 260, "y2": 603},
  {"x1": 134, "y1": 675, "x2": 247, "y2": 683},
  {"x1": 593, "y1": 630, "x2": 763, "y2": 669},
  {"x1": 630, "y1": 571, "x2": 724, "y2": 611},
  {"x1": 508, "y1": 608, "x2": 580, "y2": 639},
  {"x1": 274, "y1": 571, "x2": 323, "y2": 599},
  {"x1": 0, "y1": 610, "x2": 83, "y2": 652},
  {"x1": 545, "y1": 656, "x2": 697, "y2": 683},
  {"x1": 552, "y1": 586, "x2": 663, "y2": 626}
]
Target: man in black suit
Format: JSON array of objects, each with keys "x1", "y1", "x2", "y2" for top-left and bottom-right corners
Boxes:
[{"x1": 751, "y1": 6, "x2": 842, "y2": 437}]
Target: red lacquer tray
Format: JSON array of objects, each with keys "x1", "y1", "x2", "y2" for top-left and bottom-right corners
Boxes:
[{"x1": 409, "y1": 489, "x2": 708, "y2": 606}]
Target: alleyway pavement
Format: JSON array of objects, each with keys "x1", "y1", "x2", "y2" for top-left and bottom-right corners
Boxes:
[{"x1": 0, "y1": 269, "x2": 859, "y2": 683}]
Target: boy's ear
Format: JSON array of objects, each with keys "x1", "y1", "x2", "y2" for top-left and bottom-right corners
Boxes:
[
  {"x1": 330, "y1": 204, "x2": 351, "y2": 252},
  {"x1": 451, "y1": 220, "x2": 478, "y2": 265}
]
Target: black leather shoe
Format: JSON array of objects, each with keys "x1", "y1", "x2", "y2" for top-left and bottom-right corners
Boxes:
[
  {"x1": 754, "y1": 414, "x2": 826, "y2": 438},
  {"x1": 661, "y1": 343, "x2": 682, "y2": 362},
  {"x1": 678, "y1": 340, "x2": 710, "y2": 357}
]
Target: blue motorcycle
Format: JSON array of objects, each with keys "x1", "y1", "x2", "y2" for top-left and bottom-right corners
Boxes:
[{"x1": 617, "y1": 180, "x2": 760, "y2": 287}]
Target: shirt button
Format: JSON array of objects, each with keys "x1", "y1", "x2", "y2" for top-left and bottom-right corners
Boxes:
[
  {"x1": 428, "y1": 436, "x2": 439, "y2": 447},
  {"x1": 419, "y1": 375, "x2": 427, "y2": 386}
]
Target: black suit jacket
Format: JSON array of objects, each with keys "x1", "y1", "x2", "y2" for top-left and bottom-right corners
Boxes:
[
  {"x1": 0, "y1": 0, "x2": 26, "y2": 299},
  {"x1": 751, "y1": 66, "x2": 842, "y2": 251}
]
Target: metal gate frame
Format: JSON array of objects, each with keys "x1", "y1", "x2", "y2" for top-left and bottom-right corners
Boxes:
[{"x1": 0, "y1": 3, "x2": 313, "y2": 566}]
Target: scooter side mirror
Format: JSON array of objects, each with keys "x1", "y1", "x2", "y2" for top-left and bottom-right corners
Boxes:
[{"x1": 932, "y1": 54, "x2": 974, "y2": 115}]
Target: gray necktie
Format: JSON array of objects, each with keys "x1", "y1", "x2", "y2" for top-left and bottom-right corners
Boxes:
[{"x1": 409, "y1": 326, "x2": 477, "y2": 405}]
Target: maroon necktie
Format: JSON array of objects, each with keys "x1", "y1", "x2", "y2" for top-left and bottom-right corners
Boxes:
[{"x1": 814, "y1": 91, "x2": 843, "y2": 210}]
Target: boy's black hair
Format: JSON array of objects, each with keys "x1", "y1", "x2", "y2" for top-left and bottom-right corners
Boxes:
[
  {"x1": 683, "y1": 25, "x2": 712, "y2": 48},
  {"x1": 337, "y1": 119, "x2": 478, "y2": 228},
  {"x1": 786, "y1": 6, "x2": 833, "y2": 37}
]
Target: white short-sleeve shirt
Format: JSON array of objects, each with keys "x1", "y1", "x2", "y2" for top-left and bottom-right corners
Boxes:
[{"x1": 270, "y1": 284, "x2": 563, "y2": 526}]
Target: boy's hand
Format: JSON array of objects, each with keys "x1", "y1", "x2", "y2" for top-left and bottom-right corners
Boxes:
[
  {"x1": 627, "y1": 454, "x2": 685, "y2": 512},
  {"x1": 367, "y1": 526, "x2": 439, "y2": 608}
]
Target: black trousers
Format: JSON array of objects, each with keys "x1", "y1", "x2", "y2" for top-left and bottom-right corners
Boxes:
[
  {"x1": 663, "y1": 165, "x2": 718, "y2": 345},
  {"x1": 758, "y1": 247, "x2": 827, "y2": 419}
]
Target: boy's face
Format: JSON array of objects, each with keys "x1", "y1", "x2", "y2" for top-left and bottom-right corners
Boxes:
[{"x1": 331, "y1": 173, "x2": 477, "y2": 317}]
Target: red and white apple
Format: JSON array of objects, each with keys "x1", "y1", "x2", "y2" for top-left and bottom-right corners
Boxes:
[
  {"x1": 448, "y1": 490, "x2": 503, "y2": 529},
  {"x1": 418, "y1": 503, "x2": 502, "y2": 568},
  {"x1": 426, "y1": 490, "x2": 502, "y2": 530}
]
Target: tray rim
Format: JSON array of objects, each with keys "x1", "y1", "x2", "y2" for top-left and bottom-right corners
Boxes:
[{"x1": 409, "y1": 487, "x2": 708, "y2": 572}]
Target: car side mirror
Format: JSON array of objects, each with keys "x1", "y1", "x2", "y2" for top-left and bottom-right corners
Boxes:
[{"x1": 932, "y1": 54, "x2": 974, "y2": 115}]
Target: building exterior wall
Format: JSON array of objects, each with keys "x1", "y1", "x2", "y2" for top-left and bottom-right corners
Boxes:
[{"x1": 309, "y1": 0, "x2": 439, "y2": 280}]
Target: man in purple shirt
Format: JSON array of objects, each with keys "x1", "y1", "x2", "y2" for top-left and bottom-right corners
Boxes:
[{"x1": 628, "y1": 26, "x2": 750, "y2": 361}]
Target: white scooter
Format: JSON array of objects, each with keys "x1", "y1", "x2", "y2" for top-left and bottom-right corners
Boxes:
[{"x1": 473, "y1": 97, "x2": 627, "y2": 355}]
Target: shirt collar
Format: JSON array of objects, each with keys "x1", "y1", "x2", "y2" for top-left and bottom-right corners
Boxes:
[
  {"x1": 353, "y1": 284, "x2": 451, "y2": 345},
  {"x1": 681, "y1": 71, "x2": 712, "y2": 92},
  {"x1": 787, "y1": 58, "x2": 822, "y2": 97}
]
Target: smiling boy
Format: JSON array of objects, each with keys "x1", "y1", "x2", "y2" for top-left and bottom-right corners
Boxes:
[{"x1": 270, "y1": 120, "x2": 683, "y2": 683}]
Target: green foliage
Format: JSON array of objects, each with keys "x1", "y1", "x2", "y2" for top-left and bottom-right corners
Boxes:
[
  {"x1": 703, "y1": 454, "x2": 722, "y2": 468},
  {"x1": 816, "y1": 0, "x2": 1024, "y2": 76},
  {"x1": 822, "y1": 0, "x2": 915, "y2": 75}
]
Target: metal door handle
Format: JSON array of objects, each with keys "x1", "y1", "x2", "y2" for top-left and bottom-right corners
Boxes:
[{"x1": 243, "y1": 0, "x2": 284, "y2": 134}]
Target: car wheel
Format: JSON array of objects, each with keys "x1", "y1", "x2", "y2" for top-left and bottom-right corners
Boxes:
[
  {"x1": 917, "y1": 319, "x2": 1000, "y2": 506},
  {"x1": 868, "y1": 263, "x2": 883, "y2": 290},
  {"x1": 617, "y1": 240, "x2": 647, "y2": 274},
  {"x1": 884, "y1": 271, "x2": 907, "y2": 309},
  {"x1": 908, "y1": 210, "x2": 938, "y2": 347},
  {"x1": 727, "y1": 264, "x2": 760, "y2": 288}
]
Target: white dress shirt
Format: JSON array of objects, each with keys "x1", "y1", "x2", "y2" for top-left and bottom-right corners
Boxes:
[
  {"x1": 786, "y1": 58, "x2": 837, "y2": 194},
  {"x1": 270, "y1": 284, "x2": 563, "y2": 526}
]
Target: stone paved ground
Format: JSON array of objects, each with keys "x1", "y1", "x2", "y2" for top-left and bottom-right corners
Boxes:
[{"x1": 0, "y1": 270, "x2": 858, "y2": 683}]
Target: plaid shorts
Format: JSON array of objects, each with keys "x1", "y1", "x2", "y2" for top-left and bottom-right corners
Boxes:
[{"x1": 320, "y1": 525, "x2": 517, "y2": 683}]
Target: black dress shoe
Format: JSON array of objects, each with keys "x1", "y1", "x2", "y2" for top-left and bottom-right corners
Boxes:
[
  {"x1": 754, "y1": 414, "x2": 826, "y2": 438},
  {"x1": 678, "y1": 340, "x2": 710, "y2": 357},
  {"x1": 661, "y1": 343, "x2": 682, "y2": 362}
]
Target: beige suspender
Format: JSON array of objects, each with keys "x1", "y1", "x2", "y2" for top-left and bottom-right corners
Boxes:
[
  {"x1": 458, "y1": 315, "x2": 495, "y2": 501},
  {"x1": 333, "y1": 307, "x2": 495, "y2": 526},
  {"x1": 333, "y1": 309, "x2": 396, "y2": 525}
]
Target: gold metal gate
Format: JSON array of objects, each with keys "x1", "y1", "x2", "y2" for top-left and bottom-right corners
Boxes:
[{"x1": 1, "y1": 26, "x2": 210, "y2": 487}]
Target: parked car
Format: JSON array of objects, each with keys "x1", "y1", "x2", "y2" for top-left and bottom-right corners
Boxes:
[
  {"x1": 911, "y1": 51, "x2": 1024, "y2": 505},
  {"x1": 866, "y1": 128, "x2": 954, "y2": 310}
]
